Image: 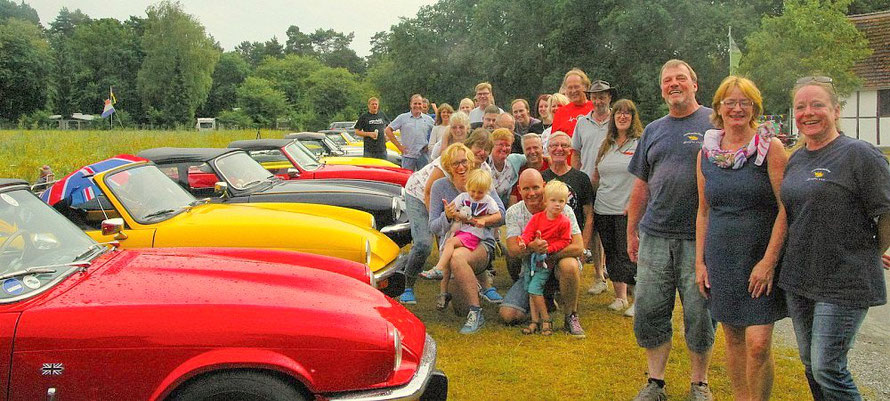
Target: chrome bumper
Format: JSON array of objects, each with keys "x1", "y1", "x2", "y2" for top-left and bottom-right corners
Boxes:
[
  {"x1": 373, "y1": 258, "x2": 400, "y2": 281},
  {"x1": 380, "y1": 222, "x2": 410, "y2": 235},
  {"x1": 326, "y1": 334, "x2": 445, "y2": 401}
]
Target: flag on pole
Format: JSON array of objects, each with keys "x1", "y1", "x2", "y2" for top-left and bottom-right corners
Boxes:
[
  {"x1": 101, "y1": 87, "x2": 116, "y2": 118},
  {"x1": 729, "y1": 27, "x2": 741, "y2": 75}
]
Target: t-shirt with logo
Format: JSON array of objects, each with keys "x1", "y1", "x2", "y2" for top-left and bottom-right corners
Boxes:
[
  {"x1": 779, "y1": 134, "x2": 890, "y2": 308},
  {"x1": 541, "y1": 168, "x2": 594, "y2": 231},
  {"x1": 551, "y1": 101, "x2": 594, "y2": 138},
  {"x1": 628, "y1": 106, "x2": 712, "y2": 239},
  {"x1": 356, "y1": 111, "x2": 390, "y2": 156},
  {"x1": 595, "y1": 138, "x2": 639, "y2": 215}
]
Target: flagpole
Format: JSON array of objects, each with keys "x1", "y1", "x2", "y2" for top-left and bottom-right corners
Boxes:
[{"x1": 109, "y1": 86, "x2": 113, "y2": 130}]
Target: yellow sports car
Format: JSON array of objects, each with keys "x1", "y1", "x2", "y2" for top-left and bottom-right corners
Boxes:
[
  {"x1": 44, "y1": 159, "x2": 404, "y2": 294},
  {"x1": 323, "y1": 130, "x2": 403, "y2": 155},
  {"x1": 285, "y1": 132, "x2": 402, "y2": 167}
]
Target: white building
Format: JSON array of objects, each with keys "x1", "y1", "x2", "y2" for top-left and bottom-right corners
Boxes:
[{"x1": 839, "y1": 11, "x2": 890, "y2": 146}]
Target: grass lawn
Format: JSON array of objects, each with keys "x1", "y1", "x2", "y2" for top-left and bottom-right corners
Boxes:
[
  {"x1": 405, "y1": 247, "x2": 813, "y2": 400},
  {"x1": 0, "y1": 129, "x2": 877, "y2": 400}
]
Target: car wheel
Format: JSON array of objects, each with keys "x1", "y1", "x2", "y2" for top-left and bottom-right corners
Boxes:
[{"x1": 168, "y1": 371, "x2": 306, "y2": 401}]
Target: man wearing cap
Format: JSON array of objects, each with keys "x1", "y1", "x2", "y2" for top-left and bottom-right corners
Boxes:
[{"x1": 569, "y1": 79, "x2": 616, "y2": 296}]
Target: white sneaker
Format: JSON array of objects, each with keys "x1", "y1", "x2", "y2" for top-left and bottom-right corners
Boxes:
[
  {"x1": 587, "y1": 280, "x2": 607, "y2": 295},
  {"x1": 624, "y1": 303, "x2": 635, "y2": 317},
  {"x1": 607, "y1": 298, "x2": 629, "y2": 311}
]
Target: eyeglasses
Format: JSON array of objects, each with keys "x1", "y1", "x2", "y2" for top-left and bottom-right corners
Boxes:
[
  {"x1": 721, "y1": 99, "x2": 754, "y2": 109},
  {"x1": 615, "y1": 111, "x2": 632, "y2": 117},
  {"x1": 796, "y1": 76, "x2": 833, "y2": 85},
  {"x1": 450, "y1": 159, "x2": 469, "y2": 168}
]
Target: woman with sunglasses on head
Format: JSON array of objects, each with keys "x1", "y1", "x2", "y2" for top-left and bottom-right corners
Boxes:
[
  {"x1": 779, "y1": 76, "x2": 890, "y2": 400},
  {"x1": 695, "y1": 76, "x2": 789, "y2": 401}
]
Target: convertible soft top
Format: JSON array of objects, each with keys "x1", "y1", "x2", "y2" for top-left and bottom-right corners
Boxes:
[
  {"x1": 137, "y1": 147, "x2": 236, "y2": 164},
  {"x1": 284, "y1": 132, "x2": 326, "y2": 140},
  {"x1": 0, "y1": 179, "x2": 28, "y2": 189},
  {"x1": 228, "y1": 139, "x2": 294, "y2": 151}
]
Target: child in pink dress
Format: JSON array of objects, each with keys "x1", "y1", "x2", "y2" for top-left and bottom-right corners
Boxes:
[{"x1": 435, "y1": 169, "x2": 502, "y2": 310}]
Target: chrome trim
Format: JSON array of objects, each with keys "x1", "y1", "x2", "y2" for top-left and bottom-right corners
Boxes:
[
  {"x1": 372, "y1": 258, "x2": 400, "y2": 281},
  {"x1": 379, "y1": 222, "x2": 410, "y2": 235},
  {"x1": 326, "y1": 334, "x2": 438, "y2": 401}
]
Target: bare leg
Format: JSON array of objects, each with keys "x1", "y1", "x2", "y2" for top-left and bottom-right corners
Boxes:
[
  {"x1": 438, "y1": 237, "x2": 464, "y2": 294},
  {"x1": 555, "y1": 257, "x2": 582, "y2": 313},
  {"x1": 592, "y1": 232, "x2": 606, "y2": 281},
  {"x1": 447, "y1": 246, "x2": 489, "y2": 316},
  {"x1": 533, "y1": 294, "x2": 549, "y2": 322},
  {"x1": 690, "y1": 348, "x2": 713, "y2": 384},
  {"x1": 613, "y1": 281, "x2": 628, "y2": 300},
  {"x1": 746, "y1": 324, "x2": 775, "y2": 401},
  {"x1": 723, "y1": 324, "x2": 751, "y2": 400},
  {"x1": 646, "y1": 341, "x2": 672, "y2": 380}
]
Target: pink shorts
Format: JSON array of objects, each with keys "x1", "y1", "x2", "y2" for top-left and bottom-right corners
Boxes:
[{"x1": 453, "y1": 230, "x2": 481, "y2": 251}]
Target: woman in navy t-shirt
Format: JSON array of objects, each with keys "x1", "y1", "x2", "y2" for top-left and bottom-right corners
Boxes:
[{"x1": 780, "y1": 77, "x2": 890, "y2": 400}]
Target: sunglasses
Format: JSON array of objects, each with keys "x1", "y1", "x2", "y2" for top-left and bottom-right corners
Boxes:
[{"x1": 796, "y1": 76, "x2": 833, "y2": 85}]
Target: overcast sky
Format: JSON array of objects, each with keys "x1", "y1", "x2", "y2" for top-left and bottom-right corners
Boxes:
[{"x1": 29, "y1": 0, "x2": 439, "y2": 56}]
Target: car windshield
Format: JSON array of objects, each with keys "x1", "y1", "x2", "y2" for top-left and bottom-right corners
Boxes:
[
  {"x1": 282, "y1": 142, "x2": 322, "y2": 170},
  {"x1": 326, "y1": 133, "x2": 348, "y2": 147},
  {"x1": 104, "y1": 165, "x2": 196, "y2": 223},
  {"x1": 1, "y1": 188, "x2": 98, "y2": 302},
  {"x1": 322, "y1": 137, "x2": 347, "y2": 156},
  {"x1": 214, "y1": 152, "x2": 275, "y2": 190},
  {"x1": 330, "y1": 121, "x2": 355, "y2": 130},
  {"x1": 299, "y1": 139, "x2": 328, "y2": 158}
]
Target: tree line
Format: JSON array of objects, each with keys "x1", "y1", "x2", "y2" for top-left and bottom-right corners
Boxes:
[{"x1": 0, "y1": 0, "x2": 884, "y2": 130}]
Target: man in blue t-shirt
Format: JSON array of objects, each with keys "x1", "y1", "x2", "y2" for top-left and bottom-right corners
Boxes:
[
  {"x1": 385, "y1": 94, "x2": 435, "y2": 171},
  {"x1": 626, "y1": 60, "x2": 717, "y2": 401}
]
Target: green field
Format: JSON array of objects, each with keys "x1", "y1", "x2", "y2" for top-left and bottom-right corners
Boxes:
[{"x1": 2, "y1": 129, "x2": 869, "y2": 400}]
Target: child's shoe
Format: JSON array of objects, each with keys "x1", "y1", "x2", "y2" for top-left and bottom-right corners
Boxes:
[{"x1": 435, "y1": 292, "x2": 452, "y2": 310}]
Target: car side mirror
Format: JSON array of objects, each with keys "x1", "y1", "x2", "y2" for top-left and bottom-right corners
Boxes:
[
  {"x1": 101, "y1": 218, "x2": 128, "y2": 240},
  {"x1": 287, "y1": 168, "x2": 300, "y2": 178},
  {"x1": 214, "y1": 182, "x2": 228, "y2": 198}
]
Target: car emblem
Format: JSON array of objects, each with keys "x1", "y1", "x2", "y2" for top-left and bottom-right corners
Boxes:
[{"x1": 41, "y1": 363, "x2": 64, "y2": 376}]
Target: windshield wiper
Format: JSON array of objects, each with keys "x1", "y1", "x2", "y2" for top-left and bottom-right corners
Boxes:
[
  {"x1": 73, "y1": 242, "x2": 115, "y2": 262},
  {"x1": 142, "y1": 208, "x2": 178, "y2": 219},
  {"x1": 0, "y1": 265, "x2": 65, "y2": 281}
]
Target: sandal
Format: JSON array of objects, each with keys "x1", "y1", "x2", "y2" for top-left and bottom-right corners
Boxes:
[
  {"x1": 521, "y1": 321, "x2": 540, "y2": 335},
  {"x1": 435, "y1": 292, "x2": 452, "y2": 311},
  {"x1": 541, "y1": 319, "x2": 554, "y2": 336}
]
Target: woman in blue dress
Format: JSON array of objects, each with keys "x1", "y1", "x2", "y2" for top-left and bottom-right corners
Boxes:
[{"x1": 694, "y1": 76, "x2": 788, "y2": 401}]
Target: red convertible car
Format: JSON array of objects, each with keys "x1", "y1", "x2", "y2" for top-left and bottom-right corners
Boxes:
[
  {"x1": 228, "y1": 139, "x2": 411, "y2": 187},
  {"x1": 0, "y1": 179, "x2": 446, "y2": 401}
]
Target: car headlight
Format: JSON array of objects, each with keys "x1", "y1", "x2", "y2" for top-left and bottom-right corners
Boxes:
[
  {"x1": 391, "y1": 197, "x2": 401, "y2": 221},
  {"x1": 365, "y1": 239, "x2": 371, "y2": 266},
  {"x1": 392, "y1": 326, "x2": 403, "y2": 372}
]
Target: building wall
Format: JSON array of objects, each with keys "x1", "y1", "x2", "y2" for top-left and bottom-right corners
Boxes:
[{"x1": 827, "y1": 89, "x2": 890, "y2": 146}]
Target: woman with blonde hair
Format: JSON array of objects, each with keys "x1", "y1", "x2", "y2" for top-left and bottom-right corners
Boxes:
[
  {"x1": 459, "y1": 98, "x2": 474, "y2": 114},
  {"x1": 779, "y1": 76, "x2": 890, "y2": 400},
  {"x1": 430, "y1": 111, "x2": 470, "y2": 159},
  {"x1": 541, "y1": 93, "x2": 570, "y2": 155},
  {"x1": 695, "y1": 76, "x2": 788, "y2": 401}
]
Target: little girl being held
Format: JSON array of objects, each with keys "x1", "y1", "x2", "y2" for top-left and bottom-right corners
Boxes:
[
  {"x1": 435, "y1": 169, "x2": 502, "y2": 310},
  {"x1": 517, "y1": 180, "x2": 572, "y2": 335}
]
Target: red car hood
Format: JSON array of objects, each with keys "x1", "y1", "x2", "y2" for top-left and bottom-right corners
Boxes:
[
  {"x1": 14, "y1": 249, "x2": 425, "y2": 354},
  {"x1": 314, "y1": 164, "x2": 409, "y2": 186}
]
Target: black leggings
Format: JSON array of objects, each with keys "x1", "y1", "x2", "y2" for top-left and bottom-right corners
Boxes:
[{"x1": 593, "y1": 213, "x2": 637, "y2": 284}]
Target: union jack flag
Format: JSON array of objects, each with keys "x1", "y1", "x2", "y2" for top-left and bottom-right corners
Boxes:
[{"x1": 41, "y1": 363, "x2": 64, "y2": 376}]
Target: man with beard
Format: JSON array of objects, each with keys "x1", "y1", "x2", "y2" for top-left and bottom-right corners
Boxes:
[
  {"x1": 354, "y1": 97, "x2": 391, "y2": 160},
  {"x1": 570, "y1": 80, "x2": 616, "y2": 295},
  {"x1": 626, "y1": 59, "x2": 716, "y2": 401}
]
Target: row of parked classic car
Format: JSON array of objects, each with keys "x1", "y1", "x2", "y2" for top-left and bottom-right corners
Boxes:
[{"x1": 0, "y1": 130, "x2": 448, "y2": 401}]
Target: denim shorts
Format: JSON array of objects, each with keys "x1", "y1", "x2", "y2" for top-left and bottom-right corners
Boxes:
[
  {"x1": 633, "y1": 232, "x2": 716, "y2": 353},
  {"x1": 524, "y1": 254, "x2": 551, "y2": 296}
]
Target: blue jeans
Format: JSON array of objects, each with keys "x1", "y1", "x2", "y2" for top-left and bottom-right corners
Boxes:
[
  {"x1": 401, "y1": 154, "x2": 430, "y2": 172},
  {"x1": 785, "y1": 291, "x2": 867, "y2": 401},
  {"x1": 399, "y1": 194, "x2": 431, "y2": 288},
  {"x1": 633, "y1": 232, "x2": 716, "y2": 353}
]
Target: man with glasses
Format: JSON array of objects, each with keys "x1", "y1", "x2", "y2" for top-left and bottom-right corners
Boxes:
[
  {"x1": 468, "y1": 82, "x2": 504, "y2": 125},
  {"x1": 539, "y1": 131, "x2": 593, "y2": 337},
  {"x1": 626, "y1": 59, "x2": 716, "y2": 401},
  {"x1": 570, "y1": 80, "x2": 616, "y2": 295}
]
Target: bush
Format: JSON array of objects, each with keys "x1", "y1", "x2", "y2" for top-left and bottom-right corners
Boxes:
[
  {"x1": 17, "y1": 110, "x2": 52, "y2": 129},
  {"x1": 217, "y1": 109, "x2": 253, "y2": 129}
]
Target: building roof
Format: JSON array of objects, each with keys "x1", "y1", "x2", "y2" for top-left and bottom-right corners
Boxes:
[{"x1": 850, "y1": 10, "x2": 890, "y2": 89}]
